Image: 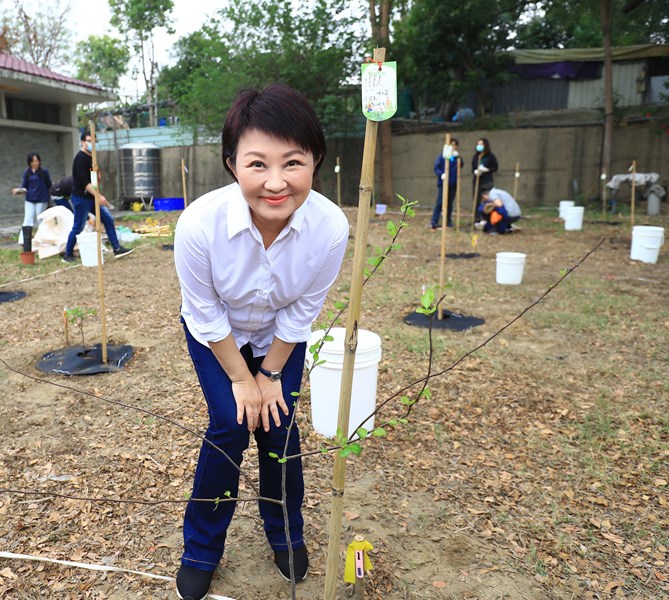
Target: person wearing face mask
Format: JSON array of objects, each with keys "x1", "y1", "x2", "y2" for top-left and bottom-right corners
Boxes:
[
  {"x1": 62, "y1": 130, "x2": 134, "y2": 263},
  {"x1": 471, "y1": 138, "x2": 498, "y2": 212},
  {"x1": 430, "y1": 138, "x2": 463, "y2": 229}
]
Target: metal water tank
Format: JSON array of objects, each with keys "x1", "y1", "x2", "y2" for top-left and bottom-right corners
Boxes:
[{"x1": 118, "y1": 142, "x2": 161, "y2": 204}]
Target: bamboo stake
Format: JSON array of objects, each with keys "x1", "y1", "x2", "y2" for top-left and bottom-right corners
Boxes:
[
  {"x1": 323, "y1": 47, "x2": 385, "y2": 600},
  {"x1": 437, "y1": 134, "x2": 451, "y2": 321},
  {"x1": 336, "y1": 156, "x2": 342, "y2": 207},
  {"x1": 471, "y1": 153, "x2": 482, "y2": 232},
  {"x1": 89, "y1": 122, "x2": 108, "y2": 364},
  {"x1": 513, "y1": 162, "x2": 520, "y2": 201},
  {"x1": 601, "y1": 172, "x2": 607, "y2": 218},
  {"x1": 455, "y1": 154, "x2": 461, "y2": 232},
  {"x1": 630, "y1": 160, "x2": 637, "y2": 229},
  {"x1": 63, "y1": 307, "x2": 69, "y2": 346},
  {"x1": 181, "y1": 158, "x2": 188, "y2": 207}
]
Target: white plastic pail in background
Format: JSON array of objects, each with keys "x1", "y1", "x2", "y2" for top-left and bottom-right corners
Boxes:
[
  {"x1": 496, "y1": 252, "x2": 526, "y2": 285},
  {"x1": 375, "y1": 203, "x2": 387, "y2": 216},
  {"x1": 76, "y1": 232, "x2": 103, "y2": 267},
  {"x1": 564, "y1": 206, "x2": 584, "y2": 231},
  {"x1": 559, "y1": 200, "x2": 575, "y2": 219},
  {"x1": 306, "y1": 328, "x2": 382, "y2": 438},
  {"x1": 630, "y1": 226, "x2": 664, "y2": 264}
]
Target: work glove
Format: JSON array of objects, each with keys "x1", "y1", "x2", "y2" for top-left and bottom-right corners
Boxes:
[
  {"x1": 452, "y1": 150, "x2": 459, "y2": 157},
  {"x1": 441, "y1": 173, "x2": 446, "y2": 180},
  {"x1": 474, "y1": 168, "x2": 481, "y2": 176},
  {"x1": 478, "y1": 165, "x2": 490, "y2": 173}
]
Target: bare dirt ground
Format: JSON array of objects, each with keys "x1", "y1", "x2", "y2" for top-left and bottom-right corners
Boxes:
[{"x1": 0, "y1": 204, "x2": 667, "y2": 600}]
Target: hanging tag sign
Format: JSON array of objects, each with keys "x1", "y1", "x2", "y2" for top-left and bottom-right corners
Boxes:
[
  {"x1": 90, "y1": 170, "x2": 99, "y2": 190},
  {"x1": 442, "y1": 144, "x2": 453, "y2": 159},
  {"x1": 361, "y1": 61, "x2": 397, "y2": 121}
]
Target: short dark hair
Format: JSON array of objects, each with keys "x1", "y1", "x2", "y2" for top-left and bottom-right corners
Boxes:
[
  {"x1": 222, "y1": 84, "x2": 326, "y2": 181},
  {"x1": 80, "y1": 130, "x2": 90, "y2": 141},
  {"x1": 451, "y1": 138, "x2": 459, "y2": 146},
  {"x1": 26, "y1": 152, "x2": 41, "y2": 167}
]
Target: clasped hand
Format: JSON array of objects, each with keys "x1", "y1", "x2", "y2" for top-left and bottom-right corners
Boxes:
[{"x1": 232, "y1": 375, "x2": 289, "y2": 432}]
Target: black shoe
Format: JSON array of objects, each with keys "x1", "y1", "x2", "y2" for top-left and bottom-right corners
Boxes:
[
  {"x1": 113, "y1": 245, "x2": 135, "y2": 259},
  {"x1": 61, "y1": 254, "x2": 76, "y2": 264},
  {"x1": 274, "y1": 546, "x2": 309, "y2": 582},
  {"x1": 175, "y1": 565, "x2": 214, "y2": 600}
]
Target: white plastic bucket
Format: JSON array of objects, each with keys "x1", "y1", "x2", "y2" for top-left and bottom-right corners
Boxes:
[
  {"x1": 76, "y1": 232, "x2": 103, "y2": 267},
  {"x1": 564, "y1": 206, "x2": 584, "y2": 231},
  {"x1": 559, "y1": 200, "x2": 575, "y2": 219},
  {"x1": 646, "y1": 192, "x2": 660, "y2": 216},
  {"x1": 630, "y1": 226, "x2": 664, "y2": 264},
  {"x1": 496, "y1": 252, "x2": 526, "y2": 285},
  {"x1": 306, "y1": 328, "x2": 382, "y2": 438},
  {"x1": 375, "y1": 203, "x2": 387, "y2": 216}
]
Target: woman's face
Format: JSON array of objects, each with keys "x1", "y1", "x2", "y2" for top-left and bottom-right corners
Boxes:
[
  {"x1": 30, "y1": 156, "x2": 40, "y2": 170},
  {"x1": 227, "y1": 128, "x2": 316, "y2": 231}
]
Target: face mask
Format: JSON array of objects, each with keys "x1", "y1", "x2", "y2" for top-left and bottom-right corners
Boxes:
[
  {"x1": 86, "y1": 142, "x2": 93, "y2": 152},
  {"x1": 476, "y1": 144, "x2": 484, "y2": 153}
]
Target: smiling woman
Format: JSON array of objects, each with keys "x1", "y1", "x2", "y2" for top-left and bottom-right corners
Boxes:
[{"x1": 172, "y1": 84, "x2": 349, "y2": 600}]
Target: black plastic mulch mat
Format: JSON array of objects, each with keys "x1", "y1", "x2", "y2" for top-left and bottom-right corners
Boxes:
[
  {"x1": 36, "y1": 344, "x2": 134, "y2": 375},
  {"x1": 0, "y1": 291, "x2": 26, "y2": 303},
  {"x1": 586, "y1": 220, "x2": 623, "y2": 226},
  {"x1": 445, "y1": 252, "x2": 480, "y2": 259},
  {"x1": 404, "y1": 309, "x2": 485, "y2": 331},
  {"x1": 162, "y1": 244, "x2": 174, "y2": 251}
]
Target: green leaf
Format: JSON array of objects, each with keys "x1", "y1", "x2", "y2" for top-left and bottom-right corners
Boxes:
[
  {"x1": 339, "y1": 447, "x2": 352, "y2": 457},
  {"x1": 421, "y1": 287, "x2": 435, "y2": 309},
  {"x1": 268, "y1": 452, "x2": 279, "y2": 459},
  {"x1": 290, "y1": 391, "x2": 300, "y2": 397},
  {"x1": 367, "y1": 256, "x2": 383, "y2": 267},
  {"x1": 278, "y1": 457, "x2": 287, "y2": 463},
  {"x1": 323, "y1": 335, "x2": 334, "y2": 342},
  {"x1": 372, "y1": 427, "x2": 387, "y2": 437},
  {"x1": 356, "y1": 427, "x2": 369, "y2": 439},
  {"x1": 387, "y1": 220, "x2": 398, "y2": 236},
  {"x1": 389, "y1": 419, "x2": 398, "y2": 427},
  {"x1": 224, "y1": 490, "x2": 231, "y2": 497},
  {"x1": 349, "y1": 443, "x2": 361, "y2": 455},
  {"x1": 334, "y1": 301, "x2": 347, "y2": 310}
]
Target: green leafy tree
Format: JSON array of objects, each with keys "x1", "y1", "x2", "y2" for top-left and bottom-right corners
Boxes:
[
  {"x1": 108, "y1": 0, "x2": 174, "y2": 125},
  {"x1": 393, "y1": 0, "x2": 531, "y2": 117},
  {"x1": 515, "y1": 0, "x2": 669, "y2": 48},
  {"x1": 158, "y1": 0, "x2": 366, "y2": 137},
  {"x1": 75, "y1": 35, "x2": 130, "y2": 92}
]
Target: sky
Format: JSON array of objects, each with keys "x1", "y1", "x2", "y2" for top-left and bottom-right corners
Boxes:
[{"x1": 64, "y1": 0, "x2": 222, "y2": 98}]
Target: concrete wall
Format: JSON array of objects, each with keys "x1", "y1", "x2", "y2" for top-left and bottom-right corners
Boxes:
[
  {"x1": 393, "y1": 121, "x2": 668, "y2": 208},
  {"x1": 0, "y1": 126, "x2": 71, "y2": 216},
  {"x1": 4, "y1": 120, "x2": 665, "y2": 215}
]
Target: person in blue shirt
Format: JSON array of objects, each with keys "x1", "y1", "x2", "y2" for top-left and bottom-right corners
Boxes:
[
  {"x1": 430, "y1": 138, "x2": 463, "y2": 229},
  {"x1": 11, "y1": 152, "x2": 52, "y2": 248}
]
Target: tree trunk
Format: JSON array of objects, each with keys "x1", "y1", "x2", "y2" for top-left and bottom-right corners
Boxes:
[
  {"x1": 370, "y1": 0, "x2": 395, "y2": 205},
  {"x1": 600, "y1": 0, "x2": 614, "y2": 181}
]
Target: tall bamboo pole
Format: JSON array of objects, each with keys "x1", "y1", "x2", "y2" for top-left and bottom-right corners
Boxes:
[
  {"x1": 437, "y1": 134, "x2": 451, "y2": 321},
  {"x1": 471, "y1": 153, "x2": 482, "y2": 232},
  {"x1": 323, "y1": 47, "x2": 385, "y2": 600},
  {"x1": 455, "y1": 155, "x2": 461, "y2": 232},
  {"x1": 513, "y1": 162, "x2": 520, "y2": 201},
  {"x1": 181, "y1": 158, "x2": 188, "y2": 207},
  {"x1": 90, "y1": 122, "x2": 108, "y2": 363},
  {"x1": 336, "y1": 156, "x2": 342, "y2": 207},
  {"x1": 630, "y1": 160, "x2": 637, "y2": 229},
  {"x1": 601, "y1": 172, "x2": 607, "y2": 218}
]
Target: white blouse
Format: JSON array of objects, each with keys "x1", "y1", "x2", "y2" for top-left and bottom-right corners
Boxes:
[{"x1": 174, "y1": 183, "x2": 349, "y2": 356}]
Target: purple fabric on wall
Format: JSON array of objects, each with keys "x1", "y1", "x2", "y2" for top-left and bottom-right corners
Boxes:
[{"x1": 510, "y1": 61, "x2": 600, "y2": 80}]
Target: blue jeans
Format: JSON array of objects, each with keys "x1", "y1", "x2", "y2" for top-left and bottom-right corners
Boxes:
[
  {"x1": 181, "y1": 322, "x2": 306, "y2": 571},
  {"x1": 65, "y1": 194, "x2": 119, "y2": 256}
]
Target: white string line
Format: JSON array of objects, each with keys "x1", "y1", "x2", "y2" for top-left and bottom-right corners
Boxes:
[
  {"x1": 0, "y1": 264, "x2": 81, "y2": 288},
  {"x1": 0, "y1": 551, "x2": 236, "y2": 600}
]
